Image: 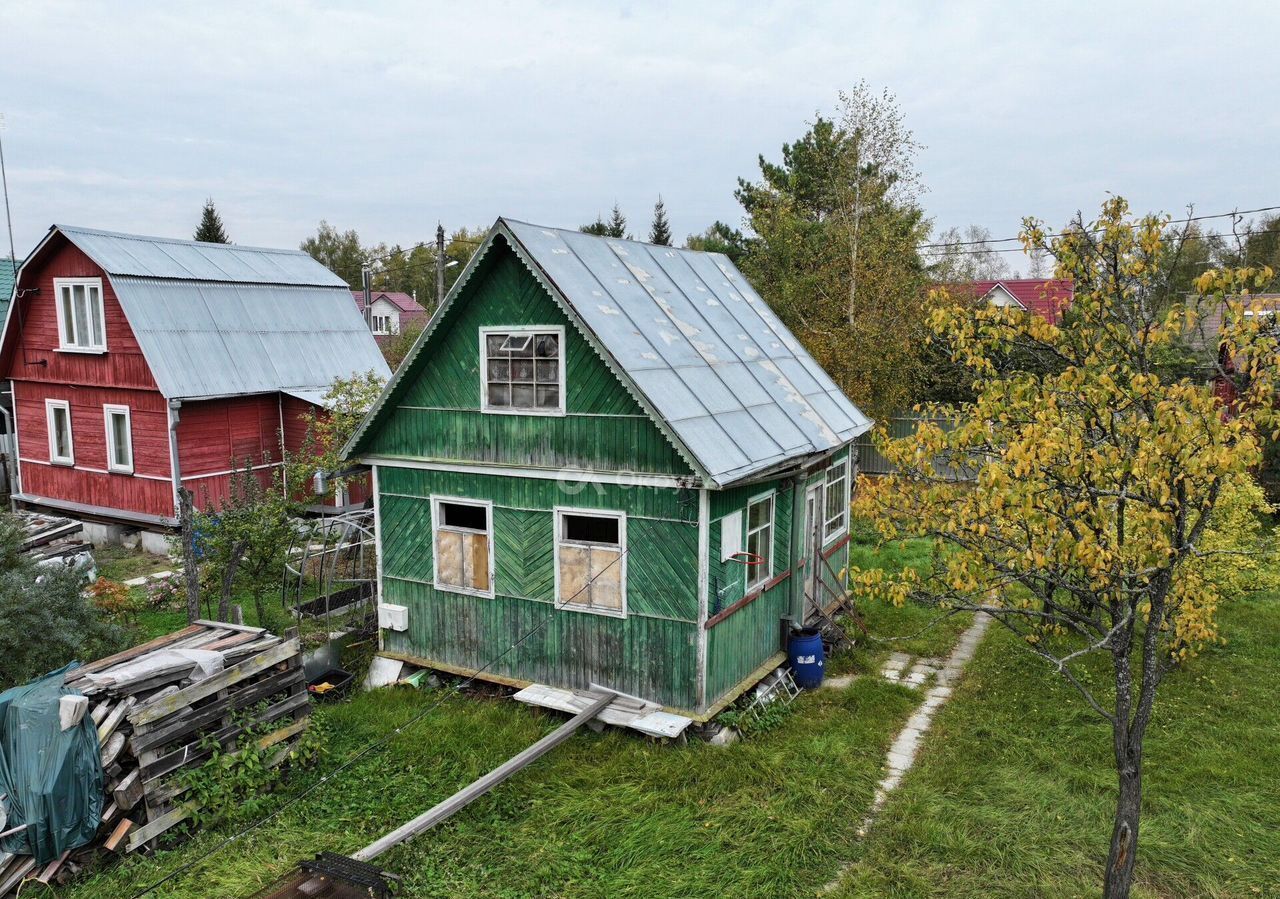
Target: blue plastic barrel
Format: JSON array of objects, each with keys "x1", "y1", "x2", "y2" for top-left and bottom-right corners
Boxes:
[{"x1": 788, "y1": 627, "x2": 825, "y2": 689}]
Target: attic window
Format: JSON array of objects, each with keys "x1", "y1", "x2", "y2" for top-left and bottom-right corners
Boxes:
[
  {"x1": 53, "y1": 278, "x2": 106, "y2": 352},
  {"x1": 481, "y1": 327, "x2": 564, "y2": 415}
]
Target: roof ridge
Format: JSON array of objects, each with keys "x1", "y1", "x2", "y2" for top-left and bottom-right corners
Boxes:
[{"x1": 54, "y1": 224, "x2": 312, "y2": 257}]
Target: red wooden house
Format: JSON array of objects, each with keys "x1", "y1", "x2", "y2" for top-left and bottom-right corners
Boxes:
[{"x1": 0, "y1": 225, "x2": 390, "y2": 533}]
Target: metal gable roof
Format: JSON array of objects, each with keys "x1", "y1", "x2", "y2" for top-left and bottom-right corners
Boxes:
[
  {"x1": 48, "y1": 226, "x2": 389, "y2": 399},
  {"x1": 55, "y1": 225, "x2": 347, "y2": 286},
  {"x1": 502, "y1": 219, "x2": 871, "y2": 485}
]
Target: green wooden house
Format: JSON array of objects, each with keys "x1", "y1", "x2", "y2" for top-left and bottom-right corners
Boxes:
[{"x1": 344, "y1": 219, "x2": 872, "y2": 717}]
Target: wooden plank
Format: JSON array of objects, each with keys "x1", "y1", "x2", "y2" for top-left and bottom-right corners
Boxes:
[
  {"x1": 100, "y1": 801, "x2": 118, "y2": 824},
  {"x1": 126, "y1": 801, "x2": 198, "y2": 851},
  {"x1": 130, "y1": 666, "x2": 304, "y2": 753},
  {"x1": 100, "y1": 731, "x2": 126, "y2": 768},
  {"x1": 140, "y1": 691, "x2": 311, "y2": 784},
  {"x1": 65, "y1": 625, "x2": 204, "y2": 681},
  {"x1": 35, "y1": 850, "x2": 71, "y2": 884},
  {"x1": 0, "y1": 856, "x2": 36, "y2": 895},
  {"x1": 200, "y1": 631, "x2": 260, "y2": 653},
  {"x1": 129, "y1": 639, "x2": 300, "y2": 727},
  {"x1": 113, "y1": 769, "x2": 143, "y2": 812},
  {"x1": 193, "y1": 618, "x2": 266, "y2": 636},
  {"x1": 97, "y1": 696, "x2": 136, "y2": 744},
  {"x1": 353, "y1": 692, "x2": 613, "y2": 863},
  {"x1": 104, "y1": 818, "x2": 134, "y2": 853}
]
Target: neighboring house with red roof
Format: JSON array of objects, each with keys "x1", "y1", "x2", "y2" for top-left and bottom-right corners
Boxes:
[
  {"x1": 967, "y1": 278, "x2": 1074, "y2": 323},
  {"x1": 351, "y1": 290, "x2": 428, "y2": 343}
]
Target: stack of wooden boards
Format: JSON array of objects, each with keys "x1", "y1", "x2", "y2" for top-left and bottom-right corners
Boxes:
[
  {"x1": 16, "y1": 510, "x2": 92, "y2": 564},
  {"x1": 0, "y1": 621, "x2": 311, "y2": 896}
]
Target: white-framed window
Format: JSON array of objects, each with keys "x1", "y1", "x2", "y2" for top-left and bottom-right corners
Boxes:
[
  {"x1": 371, "y1": 313, "x2": 394, "y2": 335},
  {"x1": 53, "y1": 278, "x2": 106, "y2": 352},
  {"x1": 823, "y1": 455, "x2": 850, "y2": 543},
  {"x1": 554, "y1": 507, "x2": 626, "y2": 617},
  {"x1": 480, "y1": 326, "x2": 565, "y2": 415},
  {"x1": 46, "y1": 399, "x2": 74, "y2": 465},
  {"x1": 103, "y1": 404, "x2": 133, "y2": 474},
  {"x1": 431, "y1": 497, "x2": 494, "y2": 597},
  {"x1": 745, "y1": 492, "x2": 774, "y2": 590}
]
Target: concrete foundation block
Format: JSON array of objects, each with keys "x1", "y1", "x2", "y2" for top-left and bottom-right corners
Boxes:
[{"x1": 139, "y1": 530, "x2": 174, "y2": 556}]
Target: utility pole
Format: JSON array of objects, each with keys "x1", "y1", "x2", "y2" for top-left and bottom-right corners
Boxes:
[
  {"x1": 362, "y1": 266, "x2": 372, "y2": 329},
  {"x1": 436, "y1": 223, "x2": 446, "y2": 309}
]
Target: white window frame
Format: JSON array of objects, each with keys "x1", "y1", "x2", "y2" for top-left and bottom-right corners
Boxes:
[
  {"x1": 553, "y1": 506, "x2": 627, "y2": 618},
  {"x1": 430, "y1": 496, "x2": 495, "y2": 598},
  {"x1": 745, "y1": 490, "x2": 775, "y2": 591},
  {"x1": 479, "y1": 325, "x2": 566, "y2": 417},
  {"x1": 103, "y1": 404, "x2": 134, "y2": 474},
  {"x1": 52, "y1": 277, "x2": 107, "y2": 353},
  {"x1": 822, "y1": 454, "x2": 851, "y2": 545},
  {"x1": 46, "y1": 399, "x2": 74, "y2": 465},
  {"x1": 371, "y1": 313, "x2": 394, "y2": 336}
]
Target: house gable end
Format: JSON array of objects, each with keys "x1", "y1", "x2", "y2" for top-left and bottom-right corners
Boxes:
[{"x1": 353, "y1": 237, "x2": 695, "y2": 477}]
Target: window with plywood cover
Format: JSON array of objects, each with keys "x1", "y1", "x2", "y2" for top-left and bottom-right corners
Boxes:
[
  {"x1": 434, "y1": 500, "x2": 492, "y2": 595},
  {"x1": 556, "y1": 510, "x2": 625, "y2": 616}
]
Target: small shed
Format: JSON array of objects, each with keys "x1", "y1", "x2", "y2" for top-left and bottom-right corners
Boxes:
[
  {"x1": 345, "y1": 219, "x2": 871, "y2": 716},
  {"x1": 352, "y1": 290, "x2": 428, "y2": 343},
  {"x1": 0, "y1": 226, "x2": 390, "y2": 530}
]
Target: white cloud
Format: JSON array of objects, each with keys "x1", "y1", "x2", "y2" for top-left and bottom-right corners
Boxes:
[{"x1": 0, "y1": 0, "x2": 1276, "y2": 263}]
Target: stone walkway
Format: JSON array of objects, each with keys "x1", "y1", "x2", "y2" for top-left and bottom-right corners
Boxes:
[
  {"x1": 858, "y1": 613, "x2": 990, "y2": 837},
  {"x1": 820, "y1": 612, "x2": 991, "y2": 893}
]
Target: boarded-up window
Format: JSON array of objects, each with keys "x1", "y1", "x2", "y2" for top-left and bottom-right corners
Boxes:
[
  {"x1": 555, "y1": 509, "x2": 626, "y2": 616},
  {"x1": 433, "y1": 499, "x2": 493, "y2": 596}
]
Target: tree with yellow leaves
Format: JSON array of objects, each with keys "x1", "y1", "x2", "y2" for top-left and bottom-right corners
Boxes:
[{"x1": 852, "y1": 198, "x2": 1280, "y2": 899}]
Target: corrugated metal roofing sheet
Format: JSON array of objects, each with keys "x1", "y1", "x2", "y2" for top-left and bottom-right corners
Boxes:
[
  {"x1": 503, "y1": 219, "x2": 871, "y2": 485},
  {"x1": 0, "y1": 259, "x2": 15, "y2": 326},
  {"x1": 45, "y1": 226, "x2": 388, "y2": 399},
  {"x1": 55, "y1": 225, "x2": 347, "y2": 287},
  {"x1": 113, "y1": 279, "x2": 389, "y2": 399}
]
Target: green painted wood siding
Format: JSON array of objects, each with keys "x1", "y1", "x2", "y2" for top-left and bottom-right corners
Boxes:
[
  {"x1": 362, "y1": 247, "x2": 691, "y2": 475},
  {"x1": 703, "y1": 475, "x2": 795, "y2": 706},
  {"x1": 378, "y1": 464, "x2": 700, "y2": 709}
]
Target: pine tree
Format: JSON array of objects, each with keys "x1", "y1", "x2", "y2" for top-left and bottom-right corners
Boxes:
[
  {"x1": 649, "y1": 196, "x2": 672, "y2": 245},
  {"x1": 580, "y1": 216, "x2": 611, "y2": 236},
  {"x1": 606, "y1": 203, "x2": 628, "y2": 239},
  {"x1": 194, "y1": 199, "x2": 230, "y2": 244}
]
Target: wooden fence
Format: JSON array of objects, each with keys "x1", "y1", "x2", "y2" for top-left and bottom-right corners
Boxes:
[{"x1": 855, "y1": 413, "x2": 977, "y2": 481}]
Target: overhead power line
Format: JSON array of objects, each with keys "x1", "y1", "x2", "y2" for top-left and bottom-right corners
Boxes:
[{"x1": 917, "y1": 204, "x2": 1280, "y2": 253}]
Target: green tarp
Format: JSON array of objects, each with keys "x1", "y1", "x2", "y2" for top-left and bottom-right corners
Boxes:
[{"x1": 0, "y1": 664, "x2": 103, "y2": 864}]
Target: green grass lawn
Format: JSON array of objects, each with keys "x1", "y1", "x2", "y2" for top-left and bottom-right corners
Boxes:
[
  {"x1": 65, "y1": 669, "x2": 924, "y2": 898},
  {"x1": 830, "y1": 594, "x2": 1280, "y2": 898}
]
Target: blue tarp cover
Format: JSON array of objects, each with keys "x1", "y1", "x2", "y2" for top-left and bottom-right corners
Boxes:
[{"x1": 0, "y1": 664, "x2": 103, "y2": 864}]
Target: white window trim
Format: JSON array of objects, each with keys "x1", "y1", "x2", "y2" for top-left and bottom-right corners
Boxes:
[
  {"x1": 745, "y1": 490, "x2": 775, "y2": 591},
  {"x1": 52, "y1": 277, "x2": 107, "y2": 353},
  {"x1": 553, "y1": 506, "x2": 627, "y2": 619},
  {"x1": 46, "y1": 399, "x2": 74, "y2": 465},
  {"x1": 103, "y1": 404, "x2": 134, "y2": 474},
  {"x1": 479, "y1": 325, "x2": 567, "y2": 417},
  {"x1": 430, "y1": 495, "x2": 495, "y2": 599},
  {"x1": 822, "y1": 454, "x2": 851, "y2": 545}
]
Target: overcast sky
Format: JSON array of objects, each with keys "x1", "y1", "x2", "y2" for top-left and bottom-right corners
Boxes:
[{"x1": 2, "y1": 2, "x2": 1276, "y2": 274}]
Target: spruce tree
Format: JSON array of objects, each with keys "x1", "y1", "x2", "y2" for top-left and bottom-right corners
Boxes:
[
  {"x1": 606, "y1": 203, "x2": 628, "y2": 239},
  {"x1": 194, "y1": 198, "x2": 231, "y2": 243},
  {"x1": 649, "y1": 196, "x2": 672, "y2": 245}
]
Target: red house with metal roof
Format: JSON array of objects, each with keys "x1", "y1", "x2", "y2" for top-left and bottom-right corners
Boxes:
[
  {"x1": 967, "y1": 278, "x2": 1074, "y2": 323},
  {"x1": 0, "y1": 225, "x2": 390, "y2": 534}
]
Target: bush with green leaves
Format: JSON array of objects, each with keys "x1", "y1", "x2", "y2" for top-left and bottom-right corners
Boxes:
[{"x1": 0, "y1": 537, "x2": 128, "y2": 689}]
